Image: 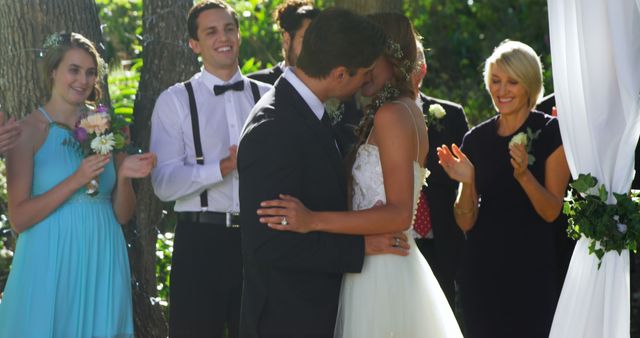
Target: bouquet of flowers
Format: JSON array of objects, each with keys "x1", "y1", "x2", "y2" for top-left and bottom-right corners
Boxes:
[{"x1": 63, "y1": 104, "x2": 129, "y2": 195}]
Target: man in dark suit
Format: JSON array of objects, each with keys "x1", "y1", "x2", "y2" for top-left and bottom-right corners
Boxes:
[
  {"x1": 536, "y1": 92, "x2": 556, "y2": 116},
  {"x1": 238, "y1": 9, "x2": 408, "y2": 338},
  {"x1": 411, "y1": 43, "x2": 468, "y2": 310},
  {"x1": 247, "y1": 0, "x2": 320, "y2": 85}
]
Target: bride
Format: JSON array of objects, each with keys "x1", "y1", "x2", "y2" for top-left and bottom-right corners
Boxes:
[{"x1": 257, "y1": 12, "x2": 463, "y2": 338}]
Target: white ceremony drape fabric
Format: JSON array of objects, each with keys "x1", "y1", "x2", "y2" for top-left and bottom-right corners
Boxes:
[{"x1": 547, "y1": 1, "x2": 640, "y2": 337}]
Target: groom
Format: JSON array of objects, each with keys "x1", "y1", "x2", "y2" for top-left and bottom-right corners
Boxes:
[{"x1": 238, "y1": 8, "x2": 408, "y2": 337}]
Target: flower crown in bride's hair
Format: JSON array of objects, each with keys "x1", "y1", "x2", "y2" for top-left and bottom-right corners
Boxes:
[
  {"x1": 386, "y1": 39, "x2": 404, "y2": 59},
  {"x1": 385, "y1": 39, "x2": 414, "y2": 80}
]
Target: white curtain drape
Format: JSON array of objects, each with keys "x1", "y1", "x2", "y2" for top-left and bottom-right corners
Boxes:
[{"x1": 547, "y1": 1, "x2": 640, "y2": 337}]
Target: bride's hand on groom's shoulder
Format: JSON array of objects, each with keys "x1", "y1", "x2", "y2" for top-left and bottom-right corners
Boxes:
[
  {"x1": 258, "y1": 194, "x2": 314, "y2": 233},
  {"x1": 365, "y1": 232, "x2": 410, "y2": 256}
]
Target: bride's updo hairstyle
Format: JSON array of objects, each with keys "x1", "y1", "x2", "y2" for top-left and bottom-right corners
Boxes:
[
  {"x1": 483, "y1": 40, "x2": 544, "y2": 111},
  {"x1": 40, "y1": 32, "x2": 105, "y2": 103}
]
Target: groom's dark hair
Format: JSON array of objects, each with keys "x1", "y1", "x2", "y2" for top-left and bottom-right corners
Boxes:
[{"x1": 296, "y1": 8, "x2": 385, "y2": 78}]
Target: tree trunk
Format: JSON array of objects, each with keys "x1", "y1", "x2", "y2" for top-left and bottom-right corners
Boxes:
[
  {"x1": 128, "y1": 0, "x2": 199, "y2": 337},
  {"x1": 333, "y1": 0, "x2": 403, "y2": 14},
  {"x1": 0, "y1": 0, "x2": 104, "y2": 118}
]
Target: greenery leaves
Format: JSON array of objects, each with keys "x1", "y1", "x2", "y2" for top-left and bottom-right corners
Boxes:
[{"x1": 564, "y1": 173, "x2": 640, "y2": 266}]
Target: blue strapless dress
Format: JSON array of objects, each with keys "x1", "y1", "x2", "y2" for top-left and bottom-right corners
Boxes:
[{"x1": 0, "y1": 115, "x2": 133, "y2": 337}]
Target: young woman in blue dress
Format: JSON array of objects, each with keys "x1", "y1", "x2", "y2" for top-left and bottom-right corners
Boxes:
[{"x1": 0, "y1": 32, "x2": 155, "y2": 338}]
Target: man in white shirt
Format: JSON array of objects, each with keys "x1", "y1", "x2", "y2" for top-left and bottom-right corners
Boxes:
[{"x1": 149, "y1": 1, "x2": 270, "y2": 337}]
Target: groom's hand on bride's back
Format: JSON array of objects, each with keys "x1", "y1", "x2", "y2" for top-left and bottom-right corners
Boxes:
[{"x1": 365, "y1": 232, "x2": 410, "y2": 256}]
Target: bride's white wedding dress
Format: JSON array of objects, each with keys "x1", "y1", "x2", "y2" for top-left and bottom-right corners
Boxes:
[{"x1": 334, "y1": 100, "x2": 463, "y2": 338}]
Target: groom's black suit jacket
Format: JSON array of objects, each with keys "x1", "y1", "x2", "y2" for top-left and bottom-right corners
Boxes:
[{"x1": 238, "y1": 78, "x2": 365, "y2": 337}]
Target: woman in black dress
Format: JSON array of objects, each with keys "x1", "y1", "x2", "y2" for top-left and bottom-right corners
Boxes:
[{"x1": 437, "y1": 40, "x2": 571, "y2": 338}]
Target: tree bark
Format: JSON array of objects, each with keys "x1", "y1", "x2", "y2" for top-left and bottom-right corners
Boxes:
[
  {"x1": 333, "y1": 0, "x2": 403, "y2": 14},
  {"x1": 0, "y1": 0, "x2": 104, "y2": 118},
  {"x1": 128, "y1": 0, "x2": 199, "y2": 337}
]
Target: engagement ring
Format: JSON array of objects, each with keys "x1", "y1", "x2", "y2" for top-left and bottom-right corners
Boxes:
[
  {"x1": 393, "y1": 237, "x2": 400, "y2": 247},
  {"x1": 281, "y1": 217, "x2": 288, "y2": 226}
]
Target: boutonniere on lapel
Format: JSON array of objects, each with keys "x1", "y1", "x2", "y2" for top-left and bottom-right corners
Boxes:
[
  {"x1": 509, "y1": 127, "x2": 541, "y2": 165},
  {"x1": 324, "y1": 98, "x2": 345, "y2": 126},
  {"x1": 427, "y1": 103, "x2": 446, "y2": 132}
]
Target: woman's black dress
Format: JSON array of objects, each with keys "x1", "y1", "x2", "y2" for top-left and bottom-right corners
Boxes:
[{"x1": 459, "y1": 111, "x2": 564, "y2": 338}]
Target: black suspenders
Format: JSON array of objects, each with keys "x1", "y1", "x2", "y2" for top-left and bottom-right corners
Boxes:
[
  {"x1": 184, "y1": 79, "x2": 262, "y2": 210},
  {"x1": 249, "y1": 79, "x2": 260, "y2": 105}
]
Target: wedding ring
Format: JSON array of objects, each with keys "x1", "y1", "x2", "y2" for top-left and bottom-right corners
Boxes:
[
  {"x1": 393, "y1": 237, "x2": 400, "y2": 247},
  {"x1": 281, "y1": 217, "x2": 288, "y2": 226}
]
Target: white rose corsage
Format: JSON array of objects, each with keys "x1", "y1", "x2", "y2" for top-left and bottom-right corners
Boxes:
[
  {"x1": 427, "y1": 103, "x2": 446, "y2": 131},
  {"x1": 324, "y1": 98, "x2": 344, "y2": 126},
  {"x1": 509, "y1": 128, "x2": 540, "y2": 165}
]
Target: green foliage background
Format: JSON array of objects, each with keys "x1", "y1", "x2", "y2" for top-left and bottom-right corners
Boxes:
[
  {"x1": 95, "y1": 0, "x2": 554, "y2": 126},
  {"x1": 0, "y1": 0, "x2": 558, "y2": 319},
  {"x1": 96, "y1": 0, "x2": 554, "y2": 312},
  {"x1": 1, "y1": 2, "x2": 639, "y2": 334}
]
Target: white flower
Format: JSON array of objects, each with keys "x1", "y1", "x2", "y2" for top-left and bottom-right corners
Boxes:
[
  {"x1": 509, "y1": 132, "x2": 528, "y2": 147},
  {"x1": 90, "y1": 133, "x2": 115, "y2": 154},
  {"x1": 617, "y1": 223, "x2": 627, "y2": 234},
  {"x1": 324, "y1": 98, "x2": 344, "y2": 125},
  {"x1": 613, "y1": 215, "x2": 620, "y2": 222},
  {"x1": 0, "y1": 247, "x2": 14, "y2": 258},
  {"x1": 428, "y1": 104, "x2": 446, "y2": 119}
]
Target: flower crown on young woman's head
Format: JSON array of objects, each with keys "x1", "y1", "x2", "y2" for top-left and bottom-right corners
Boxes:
[
  {"x1": 39, "y1": 31, "x2": 108, "y2": 77},
  {"x1": 39, "y1": 32, "x2": 66, "y2": 58}
]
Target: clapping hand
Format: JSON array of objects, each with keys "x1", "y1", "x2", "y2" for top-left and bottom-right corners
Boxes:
[
  {"x1": 0, "y1": 110, "x2": 21, "y2": 154},
  {"x1": 118, "y1": 152, "x2": 157, "y2": 179},
  {"x1": 258, "y1": 194, "x2": 314, "y2": 233},
  {"x1": 220, "y1": 145, "x2": 238, "y2": 176},
  {"x1": 224, "y1": 145, "x2": 238, "y2": 169},
  {"x1": 437, "y1": 144, "x2": 474, "y2": 184}
]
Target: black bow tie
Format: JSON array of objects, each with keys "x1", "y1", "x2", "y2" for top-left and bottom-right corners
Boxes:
[{"x1": 213, "y1": 80, "x2": 244, "y2": 95}]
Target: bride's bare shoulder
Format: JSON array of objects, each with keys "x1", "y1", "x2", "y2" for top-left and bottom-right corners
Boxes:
[{"x1": 374, "y1": 100, "x2": 415, "y2": 129}]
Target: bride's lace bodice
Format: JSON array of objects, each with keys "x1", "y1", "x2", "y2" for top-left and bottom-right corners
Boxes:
[
  {"x1": 338, "y1": 101, "x2": 463, "y2": 338},
  {"x1": 351, "y1": 144, "x2": 429, "y2": 225}
]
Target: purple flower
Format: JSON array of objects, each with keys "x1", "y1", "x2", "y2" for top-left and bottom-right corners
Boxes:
[
  {"x1": 74, "y1": 127, "x2": 88, "y2": 142},
  {"x1": 95, "y1": 104, "x2": 108, "y2": 114}
]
